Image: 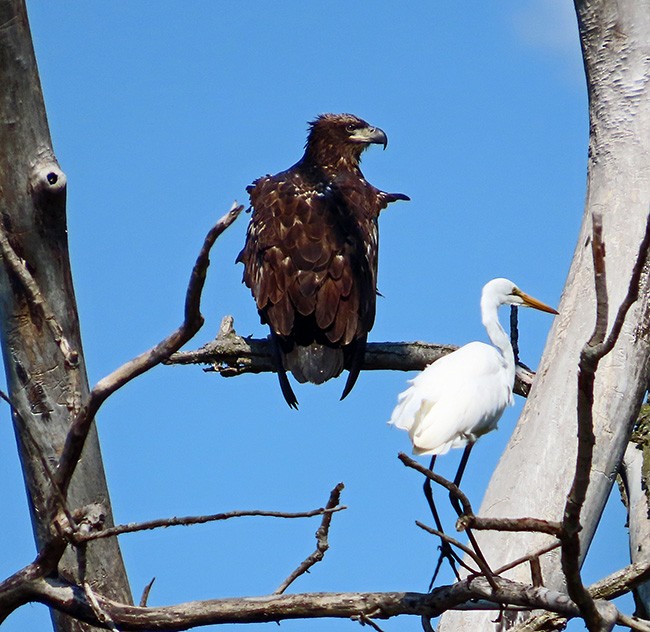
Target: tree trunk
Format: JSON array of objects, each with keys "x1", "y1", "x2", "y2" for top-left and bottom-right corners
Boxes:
[
  {"x1": 0, "y1": 1, "x2": 132, "y2": 630},
  {"x1": 623, "y1": 407, "x2": 650, "y2": 618},
  {"x1": 439, "y1": 0, "x2": 650, "y2": 629}
]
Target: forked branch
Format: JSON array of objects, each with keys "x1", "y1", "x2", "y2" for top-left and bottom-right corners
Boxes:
[
  {"x1": 275, "y1": 483, "x2": 345, "y2": 594},
  {"x1": 561, "y1": 212, "x2": 650, "y2": 631}
]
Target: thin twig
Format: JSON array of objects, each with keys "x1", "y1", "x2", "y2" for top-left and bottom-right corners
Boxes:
[
  {"x1": 353, "y1": 613, "x2": 387, "y2": 632},
  {"x1": 398, "y1": 453, "x2": 474, "y2": 518},
  {"x1": 76, "y1": 505, "x2": 346, "y2": 542},
  {"x1": 139, "y1": 578, "x2": 156, "y2": 608},
  {"x1": 415, "y1": 521, "x2": 498, "y2": 590},
  {"x1": 510, "y1": 305, "x2": 520, "y2": 366},
  {"x1": 493, "y1": 541, "x2": 561, "y2": 576},
  {"x1": 53, "y1": 204, "x2": 243, "y2": 500},
  {"x1": 274, "y1": 483, "x2": 345, "y2": 594}
]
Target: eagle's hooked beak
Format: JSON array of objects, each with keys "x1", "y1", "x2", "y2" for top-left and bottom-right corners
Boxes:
[{"x1": 349, "y1": 126, "x2": 388, "y2": 150}]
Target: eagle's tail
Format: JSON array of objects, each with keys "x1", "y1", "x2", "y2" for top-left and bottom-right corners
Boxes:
[
  {"x1": 284, "y1": 343, "x2": 344, "y2": 385},
  {"x1": 270, "y1": 333, "x2": 299, "y2": 409},
  {"x1": 340, "y1": 335, "x2": 367, "y2": 401}
]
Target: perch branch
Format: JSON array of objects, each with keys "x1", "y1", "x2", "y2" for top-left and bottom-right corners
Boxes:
[
  {"x1": 275, "y1": 483, "x2": 345, "y2": 594},
  {"x1": 53, "y1": 203, "x2": 243, "y2": 499},
  {"x1": 167, "y1": 321, "x2": 535, "y2": 398}
]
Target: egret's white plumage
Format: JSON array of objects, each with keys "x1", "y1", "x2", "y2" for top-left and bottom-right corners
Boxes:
[{"x1": 389, "y1": 278, "x2": 557, "y2": 456}]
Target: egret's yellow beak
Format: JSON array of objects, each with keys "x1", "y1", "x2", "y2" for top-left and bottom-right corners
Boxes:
[{"x1": 514, "y1": 289, "x2": 559, "y2": 315}]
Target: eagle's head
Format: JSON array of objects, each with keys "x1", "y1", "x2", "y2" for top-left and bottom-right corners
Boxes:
[{"x1": 304, "y1": 113, "x2": 388, "y2": 170}]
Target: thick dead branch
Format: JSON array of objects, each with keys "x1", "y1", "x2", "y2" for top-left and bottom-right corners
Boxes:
[
  {"x1": 275, "y1": 483, "x2": 344, "y2": 594},
  {"x1": 15, "y1": 575, "x2": 597, "y2": 630},
  {"x1": 167, "y1": 318, "x2": 535, "y2": 397}
]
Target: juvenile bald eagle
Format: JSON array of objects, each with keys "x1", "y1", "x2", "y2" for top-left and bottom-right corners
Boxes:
[{"x1": 237, "y1": 113, "x2": 409, "y2": 408}]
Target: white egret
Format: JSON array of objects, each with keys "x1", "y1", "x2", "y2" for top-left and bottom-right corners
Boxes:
[{"x1": 389, "y1": 277, "x2": 558, "y2": 580}]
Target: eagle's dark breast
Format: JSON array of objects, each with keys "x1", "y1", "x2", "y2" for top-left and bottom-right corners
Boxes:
[{"x1": 239, "y1": 166, "x2": 386, "y2": 355}]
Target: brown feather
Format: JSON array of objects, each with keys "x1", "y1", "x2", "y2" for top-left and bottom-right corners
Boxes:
[
  {"x1": 315, "y1": 277, "x2": 341, "y2": 330},
  {"x1": 237, "y1": 113, "x2": 409, "y2": 406}
]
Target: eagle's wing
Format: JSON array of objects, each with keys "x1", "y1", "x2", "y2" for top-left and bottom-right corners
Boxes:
[{"x1": 238, "y1": 170, "x2": 379, "y2": 349}]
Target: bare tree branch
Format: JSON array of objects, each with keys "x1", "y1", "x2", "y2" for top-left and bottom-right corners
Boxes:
[
  {"x1": 509, "y1": 559, "x2": 650, "y2": 632},
  {"x1": 0, "y1": 216, "x2": 78, "y2": 371},
  {"x1": 465, "y1": 516, "x2": 562, "y2": 538},
  {"x1": 398, "y1": 453, "x2": 474, "y2": 518},
  {"x1": 493, "y1": 542, "x2": 562, "y2": 577},
  {"x1": 76, "y1": 504, "x2": 346, "y2": 543},
  {"x1": 53, "y1": 203, "x2": 243, "y2": 499},
  {"x1": 167, "y1": 318, "x2": 536, "y2": 397},
  {"x1": 16, "y1": 575, "x2": 598, "y2": 630},
  {"x1": 275, "y1": 483, "x2": 345, "y2": 594},
  {"x1": 415, "y1": 521, "x2": 492, "y2": 582},
  {"x1": 561, "y1": 212, "x2": 650, "y2": 631},
  {"x1": 399, "y1": 453, "x2": 561, "y2": 536}
]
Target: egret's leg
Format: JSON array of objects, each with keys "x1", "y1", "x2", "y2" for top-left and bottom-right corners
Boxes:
[
  {"x1": 450, "y1": 443, "x2": 474, "y2": 509},
  {"x1": 423, "y1": 455, "x2": 463, "y2": 586},
  {"x1": 449, "y1": 444, "x2": 492, "y2": 575}
]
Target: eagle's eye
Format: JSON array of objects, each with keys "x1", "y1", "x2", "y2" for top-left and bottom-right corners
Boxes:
[{"x1": 345, "y1": 123, "x2": 358, "y2": 133}]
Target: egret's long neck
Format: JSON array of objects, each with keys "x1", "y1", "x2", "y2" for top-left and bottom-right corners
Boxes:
[{"x1": 481, "y1": 296, "x2": 515, "y2": 378}]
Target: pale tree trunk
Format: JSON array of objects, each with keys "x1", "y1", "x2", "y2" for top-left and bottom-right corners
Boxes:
[
  {"x1": 0, "y1": 1, "x2": 132, "y2": 630},
  {"x1": 621, "y1": 407, "x2": 650, "y2": 617},
  {"x1": 440, "y1": 0, "x2": 650, "y2": 629}
]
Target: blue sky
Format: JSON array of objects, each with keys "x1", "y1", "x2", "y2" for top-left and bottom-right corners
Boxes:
[{"x1": 0, "y1": 2, "x2": 634, "y2": 631}]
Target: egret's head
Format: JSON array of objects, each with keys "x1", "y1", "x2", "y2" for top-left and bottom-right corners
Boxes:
[{"x1": 482, "y1": 278, "x2": 558, "y2": 314}]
